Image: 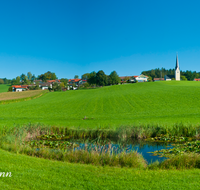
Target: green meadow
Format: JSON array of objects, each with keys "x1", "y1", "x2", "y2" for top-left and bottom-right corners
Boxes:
[
  {"x1": 1, "y1": 81, "x2": 200, "y2": 189},
  {"x1": 0, "y1": 148, "x2": 200, "y2": 190},
  {"x1": 0, "y1": 84, "x2": 10, "y2": 93},
  {"x1": 0, "y1": 81, "x2": 200, "y2": 128}
]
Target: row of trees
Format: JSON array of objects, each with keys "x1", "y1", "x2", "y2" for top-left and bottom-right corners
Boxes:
[
  {"x1": 11, "y1": 71, "x2": 58, "y2": 85},
  {"x1": 81, "y1": 70, "x2": 121, "y2": 86},
  {"x1": 142, "y1": 68, "x2": 200, "y2": 81}
]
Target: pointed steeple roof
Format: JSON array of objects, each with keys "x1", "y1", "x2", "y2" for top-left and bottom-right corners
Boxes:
[{"x1": 175, "y1": 54, "x2": 179, "y2": 70}]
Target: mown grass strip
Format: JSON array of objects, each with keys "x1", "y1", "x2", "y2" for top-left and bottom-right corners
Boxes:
[{"x1": 0, "y1": 90, "x2": 48, "y2": 105}]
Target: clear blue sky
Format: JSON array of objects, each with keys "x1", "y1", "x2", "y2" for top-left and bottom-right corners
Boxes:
[{"x1": 0, "y1": 0, "x2": 200, "y2": 79}]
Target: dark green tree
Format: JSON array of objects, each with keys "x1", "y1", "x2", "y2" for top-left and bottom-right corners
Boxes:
[
  {"x1": 8, "y1": 86, "x2": 13, "y2": 92},
  {"x1": 31, "y1": 75, "x2": 36, "y2": 82},
  {"x1": 87, "y1": 71, "x2": 96, "y2": 85},
  {"x1": 20, "y1": 74, "x2": 26, "y2": 82},
  {"x1": 96, "y1": 70, "x2": 107, "y2": 86},
  {"x1": 109, "y1": 71, "x2": 120, "y2": 85}
]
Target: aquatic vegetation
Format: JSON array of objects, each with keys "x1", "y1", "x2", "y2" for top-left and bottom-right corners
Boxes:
[
  {"x1": 152, "y1": 141, "x2": 200, "y2": 157},
  {"x1": 147, "y1": 135, "x2": 194, "y2": 143}
]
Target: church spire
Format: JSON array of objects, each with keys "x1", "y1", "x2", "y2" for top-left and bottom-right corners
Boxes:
[
  {"x1": 175, "y1": 54, "x2": 180, "y2": 81},
  {"x1": 175, "y1": 54, "x2": 179, "y2": 70}
]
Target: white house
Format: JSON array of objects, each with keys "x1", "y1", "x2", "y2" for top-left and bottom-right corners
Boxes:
[{"x1": 134, "y1": 74, "x2": 148, "y2": 82}]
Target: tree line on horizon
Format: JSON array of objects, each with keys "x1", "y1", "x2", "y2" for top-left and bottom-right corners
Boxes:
[
  {"x1": 142, "y1": 68, "x2": 200, "y2": 81},
  {"x1": 7, "y1": 71, "x2": 66, "y2": 86},
  {"x1": 81, "y1": 70, "x2": 121, "y2": 87}
]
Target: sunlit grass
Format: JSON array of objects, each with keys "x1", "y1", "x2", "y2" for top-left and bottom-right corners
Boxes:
[{"x1": 0, "y1": 81, "x2": 199, "y2": 128}]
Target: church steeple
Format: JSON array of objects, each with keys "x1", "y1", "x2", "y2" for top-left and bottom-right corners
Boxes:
[
  {"x1": 175, "y1": 54, "x2": 180, "y2": 81},
  {"x1": 175, "y1": 54, "x2": 179, "y2": 70}
]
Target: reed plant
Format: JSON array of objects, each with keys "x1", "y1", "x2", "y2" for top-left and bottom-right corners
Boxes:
[{"x1": 158, "y1": 153, "x2": 200, "y2": 169}]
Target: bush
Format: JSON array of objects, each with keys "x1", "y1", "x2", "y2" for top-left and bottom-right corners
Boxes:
[{"x1": 8, "y1": 86, "x2": 13, "y2": 92}]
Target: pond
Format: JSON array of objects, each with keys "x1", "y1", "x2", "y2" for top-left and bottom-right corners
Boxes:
[
  {"x1": 32, "y1": 135, "x2": 174, "y2": 164},
  {"x1": 73, "y1": 140, "x2": 173, "y2": 164}
]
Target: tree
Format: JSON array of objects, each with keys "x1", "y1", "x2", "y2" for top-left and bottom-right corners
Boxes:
[
  {"x1": 8, "y1": 86, "x2": 13, "y2": 92},
  {"x1": 148, "y1": 76, "x2": 152, "y2": 82},
  {"x1": 0, "y1": 79, "x2": 4, "y2": 84},
  {"x1": 96, "y1": 70, "x2": 107, "y2": 86},
  {"x1": 81, "y1": 82, "x2": 90, "y2": 88},
  {"x1": 16, "y1": 76, "x2": 20, "y2": 84},
  {"x1": 181, "y1": 76, "x2": 187, "y2": 81},
  {"x1": 27, "y1": 72, "x2": 32, "y2": 81},
  {"x1": 60, "y1": 78, "x2": 68, "y2": 86},
  {"x1": 22, "y1": 76, "x2": 28, "y2": 84},
  {"x1": 87, "y1": 71, "x2": 96, "y2": 85},
  {"x1": 52, "y1": 82, "x2": 61, "y2": 91},
  {"x1": 74, "y1": 75, "x2": 79, "y2": 79},
  {"x1": 60, "y1": 82, "x2": 65, "y2": 88},
  {"x1": 11, "y1": 78, "x2": 17, "y2": 85},
  {"x1": 81, "y1": 73, "x2": 90, "y2": 80},
  {"x1": 51, "y1": 73, "x2": 57, "y2": 80},
  {"x1": 31, "y1": 75, "x2": 36, "y2": 82},
  {"x1": 38, "y1": 74, "x2": 47, "y2": 82},
  {"x1": 109, "y1": 71, "x2": 120, "y2": 85},
  {"x1": 41, "y1": 71, "x2": 57, "y2": 80},
  {"x1": 20, "y1": 74, "x2": 26, "y2": 82}
]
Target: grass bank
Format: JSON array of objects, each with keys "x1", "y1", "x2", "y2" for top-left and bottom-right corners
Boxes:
[{"x1": 0, "y1": 148, "x2": 200, "y2": 189}]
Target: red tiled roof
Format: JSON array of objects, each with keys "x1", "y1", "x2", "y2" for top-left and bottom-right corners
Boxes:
[
  {"x1": 47, "y1": 80, "x2": 60, "y2": 83},
  {"x1": 12, "y1": 85, "x2": 28, "y2": 88},
  {"x1": 68, "y1": 79, "x2": 81, "y2": 82}
]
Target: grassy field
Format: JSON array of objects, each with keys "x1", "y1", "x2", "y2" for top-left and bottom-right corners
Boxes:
[
  {"x1": 0, "y1": 81, "x2": 199, "y2": 128},
  {"x1": 0, "y1": 84, "x2": 10, "y2": 93},
  {"x1": 0, "y1": 148, "x2": 199, "y2": 190},
  {"x1": 0, "y1": 82, "x2": 200, "y2": 189}
]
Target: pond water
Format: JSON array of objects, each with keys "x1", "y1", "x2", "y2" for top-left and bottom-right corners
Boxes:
[{"x1": 73, "y1": 140, "x2": 173, "y2": 164}]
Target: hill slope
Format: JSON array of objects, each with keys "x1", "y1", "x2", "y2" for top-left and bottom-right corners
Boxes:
[{"x1": 0, "y1": 81, "x2": 200, "y2": 128}]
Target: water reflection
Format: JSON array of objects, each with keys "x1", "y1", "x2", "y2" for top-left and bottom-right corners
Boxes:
[{"x1": 71, "y1": 139, "x2": 173, "y2": 164}]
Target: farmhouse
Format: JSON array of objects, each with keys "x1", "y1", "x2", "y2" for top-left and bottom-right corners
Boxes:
[
  {"x1": 194, "y1": 78, "x2": 200, "y2": 81},
  {"x1": 12, "y1": 85, "x2": 28, "y2": 92},
  {"x1": 120, "y1": 74, "x2": 148, "y2": 83},
  {"x1": 39, "y1": 83, "x2": 52, "y2": 90},
  {"x1": 119, "y1": 76, "x2": 132, "y2": 83},
  {"x1": 135, "y1": 74, "x2": 148, "y2": 82},
  {"x1": 164, "y1": 55, "x2": 180, "y2": 81},
  {"x1": 154, "y1": 78, "x2": 164, "y2": 81}
]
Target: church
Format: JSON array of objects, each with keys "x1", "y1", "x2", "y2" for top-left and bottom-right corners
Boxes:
[{"x1": 164, "y1": 55, "x2": 180, "y2": 81}]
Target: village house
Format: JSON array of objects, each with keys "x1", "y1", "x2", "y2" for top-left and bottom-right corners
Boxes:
[
  {"x1": 68, "y1": 79, "x2": 87, "y2": 90},
  {"x1": 135, "y1": 74, "x2": 148, "y2": 82},
  {"x1": 194, "y1": 78, "x2": 200, "y2": 81},
  {"x1": 38, "y1": 83, "x2": 52, "y2": 90},
  {"x1": 120, "y1": 74, "x2": 149, "y2": 83},
  {"x1": 153, "y1": 78, "x2": 164, "y2": 81},
  {"x1": 12, "y1": 85, "x2": 29, "y2": 92}
]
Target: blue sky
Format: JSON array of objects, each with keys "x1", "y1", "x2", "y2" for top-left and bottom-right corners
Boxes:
[{"x1": 0, "y1": 0, "x2": 200, "y2": 79}]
